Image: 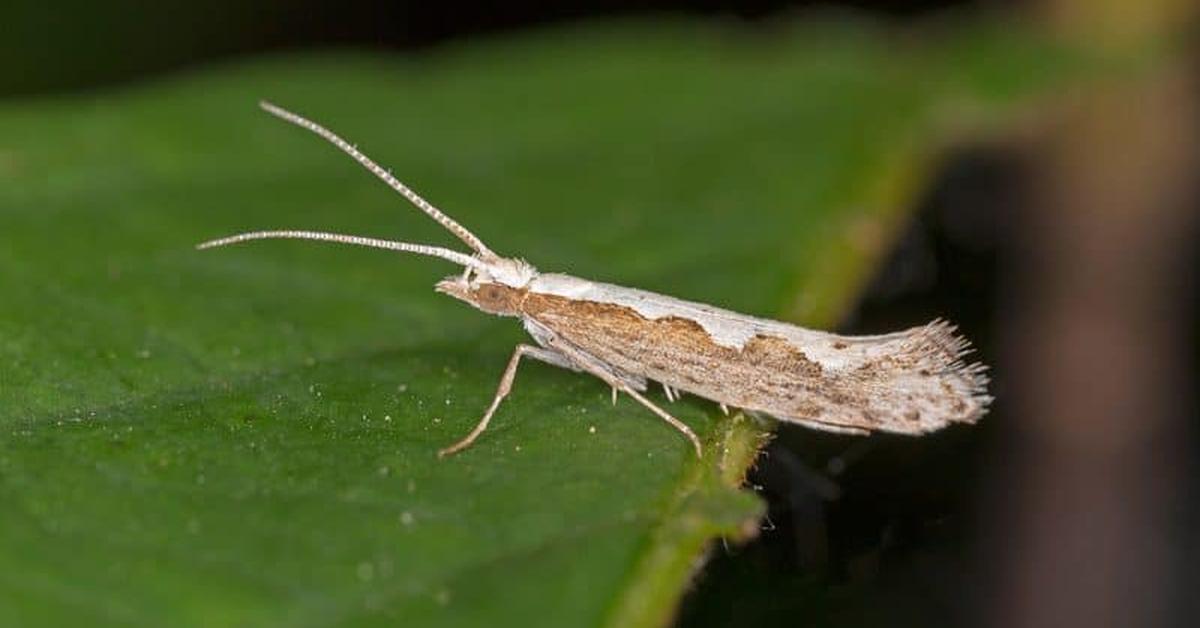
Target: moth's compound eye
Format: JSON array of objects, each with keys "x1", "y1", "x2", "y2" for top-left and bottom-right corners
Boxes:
[{"x1": 480, "y1": 285, "x2": 502, "y2": 302}]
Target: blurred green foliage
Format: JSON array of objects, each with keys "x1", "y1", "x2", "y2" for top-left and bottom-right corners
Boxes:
[{"x1": 4, "y1": 0, "x2": 308, "y2": 95}]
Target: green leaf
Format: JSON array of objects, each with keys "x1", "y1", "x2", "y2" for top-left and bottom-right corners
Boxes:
[{"x1": 0, "y1": 15, "x2": 1085, "y2": 627}]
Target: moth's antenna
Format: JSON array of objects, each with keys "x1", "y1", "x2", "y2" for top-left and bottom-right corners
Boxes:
[
  {"x1": 258, "y1": 101, "x2": 498, "y2": 260},
  {"x1": 196, "y1": 230, "x2": 492, "y2": 271}
]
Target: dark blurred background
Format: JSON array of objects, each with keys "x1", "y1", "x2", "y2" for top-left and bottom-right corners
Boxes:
[
  {"x1": 6, "y1": 1, "x2": 1196, "y2": 627},
  {"x1": 2, "y1": 0, "x2": 959, "y2": 97}
]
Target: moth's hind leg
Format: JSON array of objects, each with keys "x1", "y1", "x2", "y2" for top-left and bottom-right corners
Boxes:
[
  {"x1": 438, "y1": 344, "x2": 571, "y2": 457},
  {"x1": 619, "y1": 386, "x2": 703, "y2": 458},
  {"x1": 777, "y1": 414, "x2": 871, "y2": 436},
  {"x1": 543, "y1": 337, "x2": 703, "y2": 458}
]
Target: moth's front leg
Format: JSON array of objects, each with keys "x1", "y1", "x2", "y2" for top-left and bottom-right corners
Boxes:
[{"x1": 438, "y1": 344, "x2": 571, "y2": 457}]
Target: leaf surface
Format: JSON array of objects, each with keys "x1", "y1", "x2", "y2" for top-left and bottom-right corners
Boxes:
[{"x1": 0, "y1": 16, "x2": 1083, "y2": 627}]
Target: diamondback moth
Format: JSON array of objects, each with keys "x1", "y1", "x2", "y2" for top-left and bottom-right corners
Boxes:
[{"x1": 198, "y1": 102, "x2": 992, "y2": 458}]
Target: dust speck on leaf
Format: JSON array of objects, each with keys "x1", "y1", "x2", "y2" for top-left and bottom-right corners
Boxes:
[{"x1": 356, "y1": 562, "x2": 375, "y2": 582}]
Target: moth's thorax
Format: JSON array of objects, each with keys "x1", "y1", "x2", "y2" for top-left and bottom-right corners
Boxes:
[
  {"x1": 527, "y1": 273, "x2": 594, "y2": 297},
  {"x1": 481, "y1": 256, "x2": 538, "y2": 287}
]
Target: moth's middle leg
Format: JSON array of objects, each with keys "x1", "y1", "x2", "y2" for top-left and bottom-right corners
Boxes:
[{"x1": 438, "y1": 344, "x2": 569, "y2": 457}]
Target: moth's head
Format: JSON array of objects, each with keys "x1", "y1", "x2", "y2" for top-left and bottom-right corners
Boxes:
[{"x1": 436, "y1": 257, "x2": 536, "y2": 316}]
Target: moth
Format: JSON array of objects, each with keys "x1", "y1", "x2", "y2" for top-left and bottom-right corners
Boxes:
[{"x1": 199, "y1": 102, "x2": 991, "y2": 458}]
